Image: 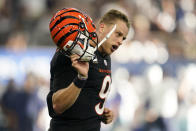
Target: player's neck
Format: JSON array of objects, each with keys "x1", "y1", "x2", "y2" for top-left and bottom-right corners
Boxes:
[{"x1": 97, "y1": 46, "x2": 108, "y2": 58}]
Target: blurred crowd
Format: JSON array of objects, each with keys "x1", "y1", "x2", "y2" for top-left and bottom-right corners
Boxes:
[{"x1": 0, "y1": 0, "x2": 196, "y2": 131}]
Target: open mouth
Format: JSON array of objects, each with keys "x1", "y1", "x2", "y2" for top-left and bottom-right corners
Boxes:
[{"x1": 111, "y1": 45, "x2": 118, "y2": 51}]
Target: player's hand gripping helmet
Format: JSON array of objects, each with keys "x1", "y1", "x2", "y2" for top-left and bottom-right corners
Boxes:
[{"x1": 49, "y1": 8, "x2": 98, "y2": 61}]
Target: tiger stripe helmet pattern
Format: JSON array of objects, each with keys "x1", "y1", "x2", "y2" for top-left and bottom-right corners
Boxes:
[{"x1": 49, "y1": 8, "x2": 98, "y2": 61}]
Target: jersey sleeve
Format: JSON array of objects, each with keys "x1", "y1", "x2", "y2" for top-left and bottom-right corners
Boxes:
[
  {"x1": 47, "y1": 51, "x2": 77, "y2": 117},
  {"x1": 51, "y1": 51, "x2": 77, "y2": 92}
]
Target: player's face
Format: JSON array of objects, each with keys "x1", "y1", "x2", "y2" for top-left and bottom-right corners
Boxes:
[{"x1": 98, "y1": 20, "x2": 129, "y2": 55}]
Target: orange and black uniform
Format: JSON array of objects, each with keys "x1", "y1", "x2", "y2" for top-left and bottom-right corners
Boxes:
[{"x1": 47, "y1": 50, "x2": 111, "y2": 131}]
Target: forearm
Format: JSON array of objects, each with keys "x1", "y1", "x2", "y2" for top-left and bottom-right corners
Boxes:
[
  {"x1": 52, "y1": 82, "x2": 81, "y2": 114},
  {"x1": 51, "y1": 54, "x2": 89, "y2": 114}
]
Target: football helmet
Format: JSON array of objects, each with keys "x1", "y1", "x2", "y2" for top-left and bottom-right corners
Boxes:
[{"x1": 49, "y1": 8, "x2": 98, "y2": 61}]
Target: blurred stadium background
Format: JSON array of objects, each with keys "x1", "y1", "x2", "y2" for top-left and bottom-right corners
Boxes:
[{"x1": 0, "y1": 0, "x2": 196, "y2": 131}]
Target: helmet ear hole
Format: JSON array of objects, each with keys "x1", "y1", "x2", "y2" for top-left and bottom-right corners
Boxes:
[
  {"x1": 80, "y1": 22, "x2": 85, "y2": 29},
  {"x1": 92, "y1": 32, "x2": 97, "y2": 38}
]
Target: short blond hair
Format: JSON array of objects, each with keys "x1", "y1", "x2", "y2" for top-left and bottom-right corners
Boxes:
[{"x1": 99, "y1": 9, "x2": 130, "y2": 29}]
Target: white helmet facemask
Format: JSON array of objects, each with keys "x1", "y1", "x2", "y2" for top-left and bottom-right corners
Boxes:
[
  {"x1": 62, "y1": 25, "x2": 98, "y2": 61},
  {"x1": 62, "y1": 21, "x2": 117, "y2": 62}
]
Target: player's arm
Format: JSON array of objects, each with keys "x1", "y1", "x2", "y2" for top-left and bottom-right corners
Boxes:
[{"x1": 52, "y1": 54, "x2": 89, "y2": 114}]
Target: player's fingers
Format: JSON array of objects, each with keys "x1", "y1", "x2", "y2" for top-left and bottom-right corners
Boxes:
[
  {"x1": 102, "y1": 115, "x2": 113, "y2": 124},
  {"x1": 70, "y1": 54, "x2": 80, "y2": 62},
  {"x1": 104, "y1": 117, "x2": 113, "y2": 124},
  {"x1": 72, "y1": 61, "x2": 77, "y2": 67},
  {"x1": 104, "y1": 113, "x2": 113, "y2": 123},
  {"x1": 104, "y1": 109, "x2": 113, "y2": 116},
  {"x1": 71, "y1": 58, "x2": 80, "y2": 67},
  {"x1": 103, "y1": 108, "x2": 110, "y2": 113},
  {"x1": 103, "y1": 113, "x2": 111, "y2": 117},
  {"x1": 70, "y1": 54, "x2": 79, "y2": 57},
  {"x1": 106, "y1": 114, "x2": 113, "y2": 120},
  {"x1": 77, "y1": 61, "x2": 88, "y2": 65},
  {"x1": 109, "y1": 111, "x2": 113, "y2": 117},
  {"x1": 71, "y1": 57, "x2": 79, "y2": 62},
  {"x1": 106, "y1": 119, "x2": 113, "y2": 124}
]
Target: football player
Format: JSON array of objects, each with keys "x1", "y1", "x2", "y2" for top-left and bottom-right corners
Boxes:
[{"x1": 47, "y1": 8, "x2": 130, "y2": 131}]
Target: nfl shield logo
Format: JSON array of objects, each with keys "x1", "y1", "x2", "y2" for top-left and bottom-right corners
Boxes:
[{"x1": 104, "y1": 60, "x2": 107, "y2": 66}]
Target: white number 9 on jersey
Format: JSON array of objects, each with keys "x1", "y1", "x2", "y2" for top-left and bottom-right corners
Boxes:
[{"x1": 95, "y1": 75, "x2": 111, "y2": 115}]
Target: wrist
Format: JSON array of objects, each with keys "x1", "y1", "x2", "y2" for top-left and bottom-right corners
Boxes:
[
  {"x1": 78, "y1": 73, "x2": 88, "y2": 80},
  {"x1": 73, "y1": 74, "x2": 87, "y2": 88}
]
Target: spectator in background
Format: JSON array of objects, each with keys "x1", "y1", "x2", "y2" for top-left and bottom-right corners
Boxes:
[
  {"x1": 1, "y1": 79, "x2": 18, "y2": 131},
  {"x1": 1, "y1": 73, "x2": 45, "y2": 131}
]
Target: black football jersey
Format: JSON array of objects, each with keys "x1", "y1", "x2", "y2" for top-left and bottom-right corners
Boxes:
[{"x1": 47, "y1": 49, "x2": 112, "y2": 130}]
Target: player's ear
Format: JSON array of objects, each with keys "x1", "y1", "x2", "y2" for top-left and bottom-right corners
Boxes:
[{"x1": 99, "y1": 23, "x2": 105, "y2": 33}]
